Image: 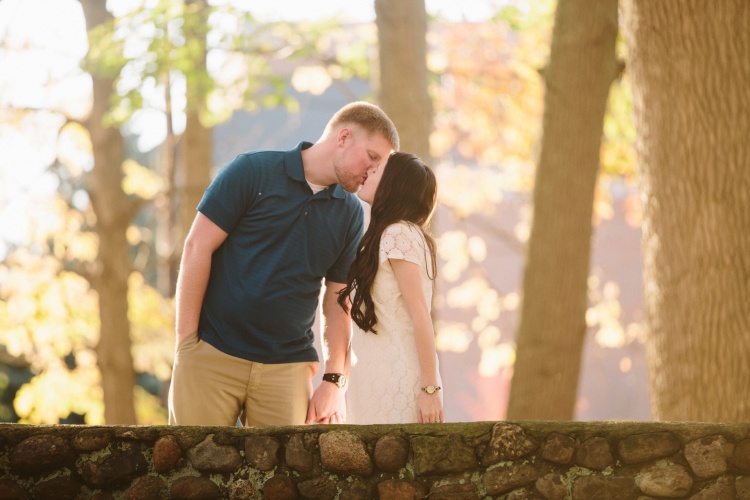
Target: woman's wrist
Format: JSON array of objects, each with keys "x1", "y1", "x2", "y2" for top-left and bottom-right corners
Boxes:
[{"x1": 421, "y1": 384, "x2": 441, "y2": 395}]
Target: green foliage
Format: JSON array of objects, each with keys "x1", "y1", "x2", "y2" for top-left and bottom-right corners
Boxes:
[
  {"x1": 81, "y1": 0, "x2": 342, "y2": 129},
  {"x1": 494, "y1": 0, "x2": 555, "y2": 32},
  {"x1": 82, "y1": 22, "x2": 127, "y2": 79},
  {"x1": 0, "y1": 0, "x2": 642, "y2": 423},
  {"x1": 0, "y1": 192, "x2": 174, "y2": 424},
  {"x1": 0, "y1": 248, "x2": 99, "y2": 423}
]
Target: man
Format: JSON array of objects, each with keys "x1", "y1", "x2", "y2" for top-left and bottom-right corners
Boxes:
[{"x1": 168, "y1": 101, "x2": 399, "y2": 426}]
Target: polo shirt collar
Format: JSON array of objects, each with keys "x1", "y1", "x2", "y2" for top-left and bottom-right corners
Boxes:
[{"x1": 286, "y1": 141, "x2": 347, "y2": 199}]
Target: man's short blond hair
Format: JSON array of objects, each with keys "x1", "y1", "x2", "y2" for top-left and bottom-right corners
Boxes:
[{"x1": 325, "y1": 101, "x2": 400, "y2": 151}]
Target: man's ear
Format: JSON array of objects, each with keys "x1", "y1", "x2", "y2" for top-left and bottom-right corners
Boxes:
[{"x1": 337, "y1": 127, "x2": 351, "y2": 146}]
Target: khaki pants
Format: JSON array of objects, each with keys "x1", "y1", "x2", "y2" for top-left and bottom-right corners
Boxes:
[{"x1": 168, "y1": 334, "x2": 318, "y2": 426}]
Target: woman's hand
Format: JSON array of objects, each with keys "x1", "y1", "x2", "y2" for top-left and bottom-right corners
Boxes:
[{"x1": 418, "y1": 391, "x2": 444, "y2": 423}]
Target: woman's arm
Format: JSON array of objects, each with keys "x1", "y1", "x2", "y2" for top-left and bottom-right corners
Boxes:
[{"x1": 390, "y1": 258, "x2": 444, "y2": 423}]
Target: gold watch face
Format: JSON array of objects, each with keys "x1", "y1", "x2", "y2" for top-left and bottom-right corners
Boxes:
[{"x1": 425, "y1": 385, "x2": 436, "y2": 394}]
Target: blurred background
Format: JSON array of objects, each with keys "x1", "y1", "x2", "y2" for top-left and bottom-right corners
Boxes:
[{"x1": 0, "y1": 0, "x2": 647, "y2": 425}]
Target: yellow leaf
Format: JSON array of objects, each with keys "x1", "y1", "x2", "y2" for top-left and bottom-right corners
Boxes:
[{"x1": 122, "y1": 159, "x2": 163, "y2": 200}]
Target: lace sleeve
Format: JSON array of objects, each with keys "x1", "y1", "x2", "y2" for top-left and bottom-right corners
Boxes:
[{"x1": 379, "y1": 222, "x2": 424, "y2": 265}]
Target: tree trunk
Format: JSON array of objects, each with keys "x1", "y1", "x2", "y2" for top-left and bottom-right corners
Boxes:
[
  {"x1": 622, "y1": 0, "x2": 750, "y2": 421},
  {"x1": 179, "y1": 111, "x2": 211, "y2": 269},
  {"x1": 157, "y1": 71, "x2": 177, "y2": 296},
  {"x1": 374, "y1": 0, "x2": 437, "y2": 323},
  {"x1": 80, "y1": 0, "x2": 138, "y2": 424},
  {"x1": 176, "y1": 0, "x2": 212, "y2": 296},
  {"x1": 506, "y1": 0, "x2": 619, "y2": 420},
  {"x1": 374, "y1": 0, "x2": 432, "y2": 162}
]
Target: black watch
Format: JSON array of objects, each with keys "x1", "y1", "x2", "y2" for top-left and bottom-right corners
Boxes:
[{"x1": 322, "y1": 373, "x2": 347, "y2": 388}]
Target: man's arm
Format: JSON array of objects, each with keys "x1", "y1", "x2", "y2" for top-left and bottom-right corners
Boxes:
[
  {"x1": 306, "y1": 280, "x2": 351, "y2": 424},
  {"x1": 175, "y1": 212, "x2": 229, "y2": 345}
]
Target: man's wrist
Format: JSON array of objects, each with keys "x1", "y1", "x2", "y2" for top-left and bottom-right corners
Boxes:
[{"x1": 322, "y1": 373, "x2": 347, "y2": 388}]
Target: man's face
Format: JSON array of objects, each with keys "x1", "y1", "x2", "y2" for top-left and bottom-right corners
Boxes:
[
  {"x1": 357, "y1": 159, "x2": 387, "y2": 205},
  {"x1": 334, "y1": 126, "x2": 393, "y2": 193}
]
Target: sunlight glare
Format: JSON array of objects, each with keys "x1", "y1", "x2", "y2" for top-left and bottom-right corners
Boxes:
[
  {"x1": 478, "y1": 342, "x2": 515, "y2": 377},
  {"x1": 291, "y1": 66, "x2": 333, "y2": 96},
  {"x1": 619, "y1": 356, "x2": 632, "y2": 373},
  {"x1": 435, "y1": 321, "x2": 473, "y2": 353},
  {"x1": 467, "y1": 235, "x2": 487, "y2": 262},
  {"x1": 477, "y1": 326, "x2": 501, "y2": 350},
  {"x1": 595, "y1": 324, "x2": 626, "y2": 349},
  {"x1": 447, "y1": 276, "x2": 490, "y2": 309}
]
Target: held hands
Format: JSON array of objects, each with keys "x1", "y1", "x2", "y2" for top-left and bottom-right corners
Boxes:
[
  {"x1": 418, "y1": 390, "x2": 444, "y2": 424},
  {"x1": 306, "y1": 380, "x2": 346, "y2": 424}
]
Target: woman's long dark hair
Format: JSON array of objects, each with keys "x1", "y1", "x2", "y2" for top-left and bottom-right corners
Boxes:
[{"x1": 337, "y1": 152, "x2": 438, "y2": 333}]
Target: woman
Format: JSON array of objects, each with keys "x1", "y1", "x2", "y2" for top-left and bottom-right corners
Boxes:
[{"x1": 338, "y1": 152, "x2": 443, "y2": 424}]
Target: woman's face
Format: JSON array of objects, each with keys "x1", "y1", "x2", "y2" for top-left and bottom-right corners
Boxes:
[{"x1": 357, "y1": 157, "x2": 388, "y2": 205}]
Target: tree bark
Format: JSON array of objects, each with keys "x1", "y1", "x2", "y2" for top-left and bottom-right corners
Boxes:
[
  {"x1": 622, "y1": 0, "x2": 750, "y2": 421},
  {"x1": 179, "y1": 111, "x2": 211, "y2": 271},
  {"x1": 374, "y1": 0, "x2": 437, "y2": 324},
  {"x1": 506, "y1": 0, "x2": 619, "y2": 420},
  {"x1": 176, "y1": 0, "x2": 212, "y2": 296},
  {"x1": 374, "y1": 0, "x2": 432, "y2": 162},
  {"x1": 157, "y1": 71, "x2": 177, "y2": 296},
  {"x1": 80, "y1": 0, "x2": 138, "y2": 424}
]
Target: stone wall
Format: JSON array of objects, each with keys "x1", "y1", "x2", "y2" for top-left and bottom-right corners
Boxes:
[{"x1": 1, "y1": 421, "x2": 749, "y2": 499}]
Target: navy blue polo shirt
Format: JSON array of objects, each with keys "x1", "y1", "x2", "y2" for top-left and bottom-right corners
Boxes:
[{"x1": 196, "y1": 142, "x2": 364, "y2": 363}]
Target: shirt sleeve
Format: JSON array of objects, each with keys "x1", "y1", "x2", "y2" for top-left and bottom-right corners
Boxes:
[
  {"x1": 325, "y1": 201, "x2": 365, "y2": 283},
  {"x1": 197, "y1": 154, "x2": 258, "y2": 234},
  {"x1": 379, "y1": 222, "x2": 424, "y2": 265}
]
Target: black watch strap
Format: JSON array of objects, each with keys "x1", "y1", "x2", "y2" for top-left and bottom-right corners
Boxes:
[{"x1": 322, "y1": 373, "x2": 347, "y2": 388}]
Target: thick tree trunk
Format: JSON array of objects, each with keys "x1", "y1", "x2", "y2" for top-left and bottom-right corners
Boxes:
[
  {"x1": 374, "y1": 0, "x2": 432, "y2": 162},
  {"x1": 506, "y1": 0, "x2": 619, "y2": 420},
  {"x1": 80, "y1": 0, "x2": 138, "y2": 424},
  {"x1": 623, "y1": 0, "x2": 750, "y2": 421},
  {"x1": 374, "y1": 0, "x2": 437, "y2": 324}
]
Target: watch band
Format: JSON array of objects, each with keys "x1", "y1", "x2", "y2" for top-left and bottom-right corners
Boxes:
[{"x1": 322, "y1": 373, "x2": 347, "y2": 388}]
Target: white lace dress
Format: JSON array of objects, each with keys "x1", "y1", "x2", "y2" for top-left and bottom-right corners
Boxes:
[{"x1": 346, "y1": 221, "x2": 442, "y2": 424}]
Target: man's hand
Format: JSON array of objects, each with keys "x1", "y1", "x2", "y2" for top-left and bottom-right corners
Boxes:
[
  {"x1": 308, "y1": 280, "x2": 351, "y2": 425},
  {"x1": 174, "y1": 213, "x2": 228, "y2": 349},
  {"x1": 306, "y1": 381, "x2": 346, "y2": 424}
]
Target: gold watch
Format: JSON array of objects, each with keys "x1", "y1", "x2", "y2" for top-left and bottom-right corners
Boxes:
[{"x1": 421, "y1": 385, "x2": 441, "y2": 395}]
